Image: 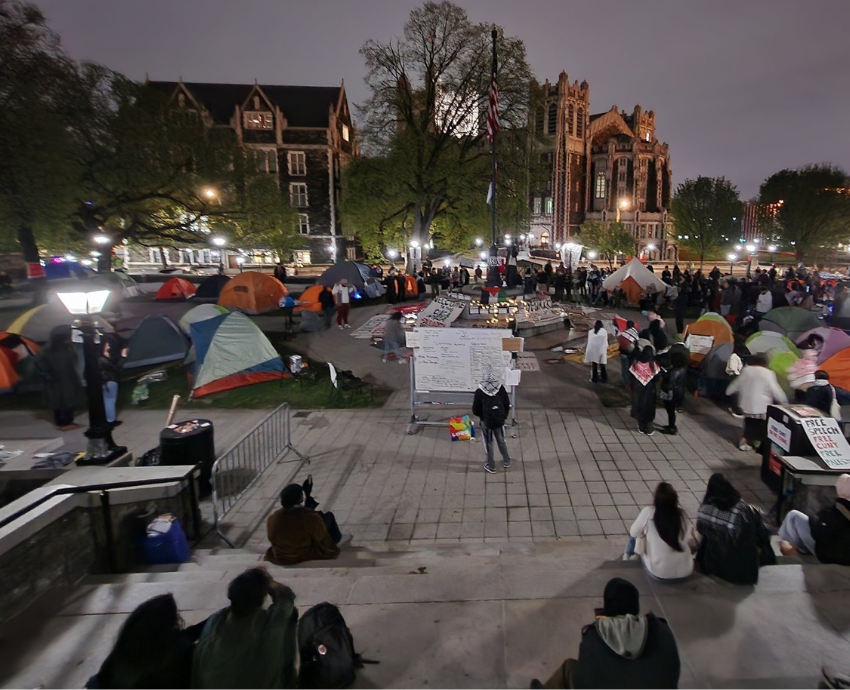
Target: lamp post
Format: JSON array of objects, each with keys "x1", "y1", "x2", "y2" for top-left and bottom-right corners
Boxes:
[
  {"x1": 616, "y1": 199, "x2": 629, "y2": 223},
  {"x1": 236, "y1": 256, "x2": 245, "y2": 273},
  {"x1": 768, "y1": 244, "x2": 777, "y2": 263},
  {"x1": 212, "y1": 237, "x2": 226, "y2": 273},
  {"x1": 93, "y1": 234, "x2": 112, "y2": 273},
  {"x1": 727, "y1": 253, "x2": 737, "y2": 275},
  {"x1": 56, "y1": 289, "x2": 126, "y2": 464}
]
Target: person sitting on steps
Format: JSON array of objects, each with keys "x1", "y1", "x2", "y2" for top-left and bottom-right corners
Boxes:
[
  {"x1": 264, "y1": 477, "x2": 351, "y2": 566},
  {"x1": 778, "y1": 473, "x2": 850, "y2": 565}
]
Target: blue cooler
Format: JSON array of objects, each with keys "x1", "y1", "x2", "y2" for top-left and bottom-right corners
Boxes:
[{"x1": 142, "y1": 513, "x2": 190, "y2": 565}]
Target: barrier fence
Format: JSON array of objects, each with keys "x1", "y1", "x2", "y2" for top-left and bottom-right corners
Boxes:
[{"x1": 211, "y1": 403, "x2": 309, "y2": 545}]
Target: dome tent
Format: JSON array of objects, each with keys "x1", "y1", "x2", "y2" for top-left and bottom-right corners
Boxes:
[
  {"x1": 760, "y1": 306, "x2": 820, "y2": 341},
  {"x1": 294, "y1": 285, "x2": 324, "y2": 313},
  {"x1": 601, "y1": 258, "x2": 666, "y2": 304},
  {"x1": 0, "y1": 332, "x2": 40, "y2": 394},
  {"x1": 124, "y1": 314, "x2": 189, "y2": 369},
  {"x1": 683, "y1": 314, "x2": 734, "y2": 365},
  {"x1": 318, "y1": 261, "x2": 375, "y2": 289},
  {"x1": 178, "y1": 304, "x2": 229, "y2": 334},
  {"x1": 188, "y1": 311, "x2": 286, "y2": 397},
  {"x1": 195, "y1": 273, "x2": 231, "y2": 301},
  {"x1": 156, "y1": 276, "x2": 196, "y2": 300},
  {"x1": 795, "y1": 327, "x2": 850, "y2": 365},
  {"x1": 218, "y1": 271, "x2": 287, "y2": 314},
  {"x1": 745, "y1": 331, "x2": 800, "y2": 358},
  {"x1": 8, "y1": 304, "x2": 113, "y2": 344}
]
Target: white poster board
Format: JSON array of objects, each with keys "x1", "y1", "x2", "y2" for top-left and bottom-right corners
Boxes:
[
  {"x1": 685, "y1": 334, "x2": 714, "y2": 355},
  {"x1": 800, "y1": 417, "x2": 850, "y2": 469},
  {"x1": 414, "y1": 327, "x2": 513, "y2": 392},
  {"x1": 417, "y1": 297, "x2": 466, "y2": 328}
]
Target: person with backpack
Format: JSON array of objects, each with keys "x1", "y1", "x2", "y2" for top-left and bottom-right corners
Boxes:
[
  {"x1": 472, "y1": 364, "x2": 512, "y2": 474},
  {"x1": 659, "y1": 353, "x2": 687, "y2": 435},
  {"x1": 530, "y1": 577, "x2": 680, "y2": 689},
  {"x1": 192, "y1": 568, "x2": 298, "y2": 689}
]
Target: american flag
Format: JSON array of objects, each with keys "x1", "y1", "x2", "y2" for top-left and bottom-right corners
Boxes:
[{"x1": 485, "y1": 51, "x2": 499, "y2": 142}]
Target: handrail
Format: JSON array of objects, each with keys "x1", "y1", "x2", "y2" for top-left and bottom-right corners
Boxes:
[{"x1": 0, "y1": 467, "x2": 200, "y2": 531}]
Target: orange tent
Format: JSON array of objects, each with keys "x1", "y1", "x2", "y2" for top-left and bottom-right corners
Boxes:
[
  {"x1": 156, "y1": 277, "x2": 196, "y2": 300},
  {"x1": 404, "y1": 274, "x2": 418, "y2": 297},
  {"x1": 683, "y1": 318, "x2": 735, "y2": 365},
  {"x1": 294, "y1": 285, "x2": 324, "y2": 312},
  {"x1": 0, "y1": 331, "x2": 40, "y2": 366},
  {"x1": 821, "y1": 348, "x2": 850, "y2": 394},
  {"x1": 0, "y1": 350, "x2": 17, "y2": 394},
  {"x1": 218, "y1": 271, "x2": 288, "y2": 314}
]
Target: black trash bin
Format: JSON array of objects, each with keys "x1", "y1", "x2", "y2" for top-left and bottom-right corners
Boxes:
[{"x1": 159, "y1": 419, "x2": 215, "y2": 497}]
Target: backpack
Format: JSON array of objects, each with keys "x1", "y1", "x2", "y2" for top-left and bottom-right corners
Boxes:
[
  {"x1": 480, "y1": 391, "x2": 507, "y2": 429},
  {"x1": 298, "y1": 603, "x2": 369, "y2": 688}
]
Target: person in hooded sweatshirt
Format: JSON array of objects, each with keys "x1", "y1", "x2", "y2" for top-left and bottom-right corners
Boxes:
[
  {"x1": 472, "y1": 364, "x2": 512, "y2": 474},
  {"x1": 530, "y1": 577, "x2": 680, "y2": 689},
  {"x1": 778, "y1": 473, "x2": 850, "y2": 565},
  {"x1": 804, "y1": 370, "x2": 842, "y2": 420}
]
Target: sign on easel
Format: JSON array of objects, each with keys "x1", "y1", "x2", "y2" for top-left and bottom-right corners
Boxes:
[{"x1": 414, "y1": 327, "x2": 512, "y2": 392}]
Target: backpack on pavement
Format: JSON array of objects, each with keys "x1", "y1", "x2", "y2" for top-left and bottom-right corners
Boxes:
[{"x1": 298, "y1": 602, "x2": 375, "y2": 688}]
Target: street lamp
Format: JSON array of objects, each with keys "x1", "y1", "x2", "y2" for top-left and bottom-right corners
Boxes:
[
  {"x1": 387, "y1": 249, "x2": 397, "y2": 259},
  {"x1": 93, "y1": 234, "x2": 111, "y2": 246},
  {"x1": 768, "y1": 244, "x2": 777, "y2": 262},
  {"x1": 56, "y1": 289, "x2": 126, "y2": 464},
  {"x1": 616, "y1": 199, "x2": 629, "y2": 222},
  {"x1": 727, "y1": 253, "x2": 737, "y2": 274},
  {"x1": 646, "y1": 244, "x2": 656, "y2": 262},
  {"x1": 236, "y1": 256, "x2": 245, "y2": 273},
  {"x1": 746, "y1": 244, "x2": 756, "y2": 253},
  {"x1": 212, "y1": 237, "x2": 226, "y2": 247},
  {"x1": 588, "y1": 250, "x2": 597, "y2": 259},
  {"x1": 203, "y1": 187, "x2": 217, "y2": 200},
  {"x1": 475, "y1": 238, "x2": 483, "y2": 247},
  {"x1": 479, "y1": 251, "x2": 487, "y2": 260}
]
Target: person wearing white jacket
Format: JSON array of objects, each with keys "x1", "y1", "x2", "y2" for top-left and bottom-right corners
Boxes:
[
  {"x1": 625, "y1": 482, "x2": 698, "y2": 580},
  {"x1": 726, "y1": 354, "x2": 788, "y2": 451},
  {"x1": 584, "y1": 320, "x2": 609, "y2": 383}
]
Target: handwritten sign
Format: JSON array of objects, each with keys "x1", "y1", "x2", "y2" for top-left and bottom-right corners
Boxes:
[
  {"x1": 800, "y1": 417, "x2": 850, "y2": 469},
  {"x1": 416, "y1": 297, "x2": 465, "y2": 328},
  {"x1": 414, "y1": 327, "x2": 512, "y2": 392},
  {"x1": 767, "y1": 417, "x2": 792, "y2": 453}
]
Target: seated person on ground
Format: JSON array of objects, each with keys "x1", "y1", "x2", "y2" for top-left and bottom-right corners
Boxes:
[
  {"x1": 192, "y1": 567, "x2": 298, "y2": 689},
  {"x1": 530, "y1": 577, "x2": 680, "y2": 689},
  {"x1": 265, "y1": 477, "x2": 348, "y2": 566},
  {"x1": 695, "y1": 473, "x2": 776, "y2": 585},
  {"x1": 87, "y1": 593, "x2": 202, "y2": 689},
  {"x1": 778, "y1": 473, "x2": 850, "y2": 565},
  {"x1": 625, "y1": 482, "x2": 697, "y2": 581}
]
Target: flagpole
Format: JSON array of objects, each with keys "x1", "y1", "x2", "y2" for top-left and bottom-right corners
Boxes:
[{"x1": 490, "y1": 25, "x2": 498, "y2": 248}]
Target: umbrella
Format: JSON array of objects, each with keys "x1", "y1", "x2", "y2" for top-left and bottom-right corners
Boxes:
[
  {"x1": 760, "y1": 306, "x2": 820, "y2": 341},
  {"x1": 795, "y1": 327, "x2": 850, "y2": 365}
]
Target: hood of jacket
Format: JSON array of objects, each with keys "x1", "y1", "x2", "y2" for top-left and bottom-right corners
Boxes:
[
  {"x1": 594, "y1": 614, "x2": 649, "y2": 659},
  {"x1": 478, "y1": 364, "x2": 501, "y2": 396}
]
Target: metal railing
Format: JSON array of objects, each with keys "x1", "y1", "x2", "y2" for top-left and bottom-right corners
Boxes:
[{"x1": 211, "y1": 403, "x2": 309, "y2": 546}]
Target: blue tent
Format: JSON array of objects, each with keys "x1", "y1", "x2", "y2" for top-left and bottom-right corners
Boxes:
[{"x1": 124, "y1": 315, "x2": 189, "y2": 369}]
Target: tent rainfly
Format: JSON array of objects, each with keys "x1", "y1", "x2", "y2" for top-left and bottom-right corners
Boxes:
[
  {"x1": 218, "y1": 271, "x2": 287, "y2": 314},
  {"x1": 124, "y1": 314, "x2": 189, "y2": 369},
  {"x1": 601, "y1": 258, "x2": 667, "y2": 304}
]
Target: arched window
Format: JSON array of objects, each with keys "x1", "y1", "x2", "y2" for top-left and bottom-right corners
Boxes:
[
  {"x1": 567, "y1": 105, "x2": 574, "y2": 136},
  {"x1": 576, "y1": 108, "x2": 584, "y2": 137},
  {"x1": 540, "y1": 231, "x2": 550, "y2": 248},
  {"x1": 595, "y1": 171, "x2": 606, "y2": 199},
  {"x1": 547, "y1": 103, "x2": 557, "y2": 135},
  {"x1": 535, "y1": 107, "x2": 544, "y2": 135}
]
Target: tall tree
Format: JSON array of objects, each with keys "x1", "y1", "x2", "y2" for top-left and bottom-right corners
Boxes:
[
  {"x1": 351, "y1": 1, "x2": 533, "y2": 263},
  {"x1": 759, "y1": 164, "x2": 850, "y2": 262},
  {"x1": 670, "y1": 176, "x2": 742, "y2": 267},
  {"x1": 578, "y1": 220, "x2": 635, "y2": 268}
]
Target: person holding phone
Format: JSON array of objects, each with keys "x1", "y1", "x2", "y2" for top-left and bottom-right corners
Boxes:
[{"x1": 99, "y1": 336, "x2": 127, "y2": 427}]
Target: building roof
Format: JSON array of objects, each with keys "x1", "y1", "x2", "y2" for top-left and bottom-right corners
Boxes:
[{"x1": 147, "y1": 81, "x2": 343, "y2": 128}]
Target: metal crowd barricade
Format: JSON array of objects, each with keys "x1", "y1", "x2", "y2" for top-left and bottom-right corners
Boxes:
[{"x1": 211, "y1": 403, "x2": 309, "y2": 546}]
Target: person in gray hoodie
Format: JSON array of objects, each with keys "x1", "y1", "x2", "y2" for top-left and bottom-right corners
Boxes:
[{"x1": 530, "y1": 577, "x2": 680, "y2": 689}]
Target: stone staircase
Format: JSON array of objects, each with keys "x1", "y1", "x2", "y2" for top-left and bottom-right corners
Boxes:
[{"x1": 2, "y1": 538, "x2": 850, "y2": 689}]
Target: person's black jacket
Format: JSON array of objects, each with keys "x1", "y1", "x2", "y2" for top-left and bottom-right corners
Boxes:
[
  {"x1": 660, "y1": 366, "x2": 686, "y2": 408},
  {"x1": 472, "y1": 386, "x2": 511, "y2": 429},
  {"x1": 696, "y1": 502, "x2": 775, "y2": 585},
  {"x1": 804, "y1": 383, "x2": 836, "y2": 416},
  {"x1": 573, "y1": 613, "x2": 680, "y2": 689},
  {"x1": 99, "y1": 354, "x2": 124, "y2": 384},
  {"x1": 647, "y1": 321, "x2": 669, "y2": 351},
  {"x1": 674, "y1": 287, "x2": 688, "y2": 316},
  {"x1": 318, "y1": 289, "x2": 335, "y2": 309},
  {"x1": 811, "y1": 498, "x2": 850, "y2": 565}
]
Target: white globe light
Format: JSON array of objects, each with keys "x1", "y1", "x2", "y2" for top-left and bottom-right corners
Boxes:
[
  {"x1": 212, "y1": 237, "x2": 226, "y2": 247},
  {"x1": 727, "y1": 253, "x2": 737, "y2": 261},
  {"x1": 388, "y1": 249, "x2": 397, "y2": 258},
  {"x1": 475, "y1": 238, "x2": 483, "y2": 246},
  {"x1": 410, "y1": 240, "x2": 420, "y2": 248},
  {"x1": 588, "y1": 251, "x2": 597, "y2": 259},
  {"x1": 93, "y1": 234, "x2": 110, "y2": 245},
  {"x1": 479, "y1": 251, "x2": 487, "y2": 260}
]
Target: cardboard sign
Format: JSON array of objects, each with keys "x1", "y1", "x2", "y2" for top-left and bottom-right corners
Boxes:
[
  {"x1": 800, "y1": 417, "x2": 850, "y2": 469},
  {"x1": 685, "y1": 334, "x2": 714, "y2": 355},
  {"x1": 767, "y1": 417, "x2": 792, "y2": 453}
]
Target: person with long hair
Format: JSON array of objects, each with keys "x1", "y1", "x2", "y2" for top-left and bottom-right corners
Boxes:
[
  {"x1": 630, "y1": 342, "x2": 661, "y2": 434},
  {"x1": 87, "y1": 594, "x2": 202, "y2": 688},
  {"x1": 695, "y1": 473, "x2": 775, "y2": 584},
  {"x1": 34, "y1": 325, "x2": 84, "y2": 431},
  {"x1": 584, "y1": 320, "x2": 609, "y2": 383},
  {"x1": 625, "y1": 482, "x2": 697, "y2": 581}
]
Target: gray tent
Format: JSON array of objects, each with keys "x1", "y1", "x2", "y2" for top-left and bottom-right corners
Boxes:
[
  {"x1": 124, "y1": 314, "x2": 189, "y2": 369},
  {"x1": 317, "y1": 261, "x2": 375, "y2": 289}
]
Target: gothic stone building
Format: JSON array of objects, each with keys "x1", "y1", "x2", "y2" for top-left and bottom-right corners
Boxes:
[
  {"x1": 128, "y1": 79, "x2": 358, "y2": 270},
  {"x1": 530, "y1": 72, "x2": 676, "y2": 262}
]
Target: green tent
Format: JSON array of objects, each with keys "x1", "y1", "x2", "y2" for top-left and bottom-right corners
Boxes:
[
  {"x1": 760, "y1": 307, "x2": 820, "y2": 340},
  {"x1": 745, "y1": 331, "x2": 800, "y2": 358}
]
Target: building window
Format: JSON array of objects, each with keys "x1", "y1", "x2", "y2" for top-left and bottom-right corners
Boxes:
[
  {"x1": 545, "y1": 197, "x2": 553, "y2": 215},
  {"x1": 576, "y1": 108, "x2": 584, "y2": 137},
  {"x1": 341, "y1": 124, "x2": 350, "y2": 142},
  {"x1": 595, "y1": 171, "x2": 606, "y2": 199},
  {"x1": 540, "y1": 232, "x2": 550, "y2": 247},
  {"x1": 547, "y1": 103, "x2": 557, "y2": 135},
  {"x1": 244, "y1": 111, "x2": 273, "y2": 130},
  {"x1": 288, "y1": 151, "x2": 306, "y2": 176},
  {"x1": 567, "y1": 105, "x2": 574, "y2": 136},
  {"x1": 533, "y1": 197, "x2": 542, "y2": 215},
  {"x1": 298, "y1": 213, "x2": 310, "y2": 234},
  {"x1": 290, "y1": 183, "x2": 308, "y2": 207},
  {"x1": 148, "y1": 248, "x2": 161, "y2": 264},
  {"x1": 178, "y1": 249, "x2": 194, "y2": 265},
  {"x1": 535, "y1": 107, "x2": 544, "y2": 135},
  {"x1": 196, "y1": 249, "x2": 212, "y2": 264},
  {"x1": 346, "y1": 246, "x2": 357, "y2": 261},
  {"x1": 255, "y1": 149, "x2": 277, "y2": 173}
]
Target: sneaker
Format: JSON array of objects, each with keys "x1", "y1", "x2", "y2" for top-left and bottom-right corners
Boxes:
[
  {"x1": 338, "y1": 325, "x2": 344, "y2": 330},
  {"x1": 638, "y1": 429, "x2": 646, "y2": 435},
  {"x1": 338, "y1": 534, "x2": 353, "y2": 547},
  {"x1": 398, "y1": 358, "x2": 408, "y2": 364},
  {"x1": 344, "y1": 324, "x2": 351, "y2": 329},
  {"x1": 503, "y1": 458, "x2": 512, "y2": 469},
  {"x1": 739, "y1": 442, "x2": 753, "y2": 451},
  {"x1": 483, "y1": 464, "x2": 497, "y2": 474},
  {"x1": 646, "y1": 430, "x2": 656, "y2": 436}
]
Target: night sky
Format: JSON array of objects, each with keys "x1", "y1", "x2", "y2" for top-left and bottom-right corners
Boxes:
[{"x1": 38, "y1": 0, "x2": 850, "y2": 199}]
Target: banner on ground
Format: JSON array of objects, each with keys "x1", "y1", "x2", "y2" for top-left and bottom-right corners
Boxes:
[{"x1": 417, "y1": 297, "x2": 465, "y2": 328}]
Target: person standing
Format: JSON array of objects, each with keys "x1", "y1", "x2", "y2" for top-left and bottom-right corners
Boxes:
[
  {"x1": 630, "y1": 343, "x2": 661, "y2": 435},
  {"x1": 382, "y1": 312, "x2": 407, "y2": 364},
  {"x1": 318, "y1": 284, "x2": 336, "y2": 330},
  {"x1": 585, "y1": 320, "x2": 609, "y2": 383},
  {"x1": 273, "y1": 262, "x2": 287, "y2": 283},
  {"x1": 35, "y1": 325, "x2": 83, "y2": 431},
  {"x1": 99, "y1": 337, "x2": 127, "y2": 427},
  {"x1": 755, "y1": 286, "x2": 773, "y2": 320},
  {"x1": 472, "y1": 364, "x2": 512, "y2": 474},
  {"x1": 332, "y1": 278, "x2": 355, "y2": 329},
  {"x1": 726, "y1": 353, "x2": 787, "y2": 451},
  {"x1": 659, "y1": 356, "x2": 687, "y2": 435},
  {"x1": 674, "y1": 280, "x2": 689, "y2": 335}
]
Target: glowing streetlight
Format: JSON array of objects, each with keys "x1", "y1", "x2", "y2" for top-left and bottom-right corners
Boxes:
[
  {"x1": 519, "y1": 234, "x2": 526, "y2": 241},
  {"x1": 753, "y1": 238, "x2": 760, "y2": 244},
  {"x1": 387, "y1": 249, "x2": 397, "y2": 259},
  {"x1": 647, "y1": 244, "x2": 656, "y2": 251},
  {"x1": 505, "y1": 234, "x2": 511, "y2": 240},
  {"x1": 90, "y1": 251, "x2": 101, "y2": 258},
  {"x1": 410, "y1": 240, "x2": 420, "y2": 249},
  {"x1": 204, "y1": 188, "x2": 217, "y2": 199},
  {"x1": 735, "y1": 244, "x2": 742, "y2": 251},
  {"x1": 616, "y1": 198, "x2": 629, "y2": 222},
  {"x1": 588, "y1": 251, "x2": 597, "y2": 259},
  {"x1": 768, "y1": 244, "x2": 777, "y2": 252},
  {"x1": 505, "y1": 239, "x2": 512, "y2": 246},
  {"x1": 93, "y1": 234, "x2": 110, "y2": 245},
  {"x1": 746, "y1": 244, "x2": 756, "y2": 253},
  {"x1": 443, "y1": 259, "x2": 451, "y2": 268},
  {"x1": 212, "y1": 237, "x2": 227, "y2": 247},
  {"x1": 475, "y1": 238, "x2": 483, "y2": 246},
  {"x1": 727, "y1": 253, "x2": 737, "y2": 274},
  {"x1": 479, "y1": 251, "x2": 487, "y2": 260}
]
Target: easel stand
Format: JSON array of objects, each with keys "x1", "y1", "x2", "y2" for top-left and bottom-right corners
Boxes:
[{"x1": 405, "y1": 356, "x2": 518, "y2": 436}]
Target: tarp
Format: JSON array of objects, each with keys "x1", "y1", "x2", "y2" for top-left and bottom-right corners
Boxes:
[
  {"x1": 7, "y1": 304, "x2": 114, "y2": 344},
  {"x1": 795, "y1": 327, "x2": 850, "y2": 365},
  {"x1": 124, "y1": 314, "x2": 189, "y2": 369},
  {"x1": 189, "y1": 311, "x2": 286, "y2": 397},
  {"x1": 317, "y1": 261, "x2": 375, "y2": 289},
  {"x1": 156, "y1": 277, "x2": 196, "y2": 300},
  {"x1": 178, "y1": 304, "x2": 229, "y2": 334},
  {"x1": 294, "y1": 285, "x2": 324, "y2": 313},
  {"x1": 195, "y1": 274, "x2": 231, "y2": 301},
  {"x1": 745, "y1": 331, "x2": 801, "y2": 358},
  {"x1": 218, "y1": 272, "x2": 287, "y2": 314},
  {"x1": 601, "y1": 258, "x2": 666, "y2": 303},
  {"x1": 760, "y1": 306, "x2": 821, "y2": 340},
  {"x1": 684, "y1": 317, "x2": 735, "y2": 365},
  {"x1": 822, "y1": 349, "x2": 850, "y2": 393},
  {"x1": 42, "y1": 261, "x2": 95, "y2": 281}
]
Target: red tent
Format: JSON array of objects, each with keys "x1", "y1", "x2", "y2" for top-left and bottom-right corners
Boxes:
[{"x1": 156, "y1": 277, "x2": 196, "y2": 300}]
